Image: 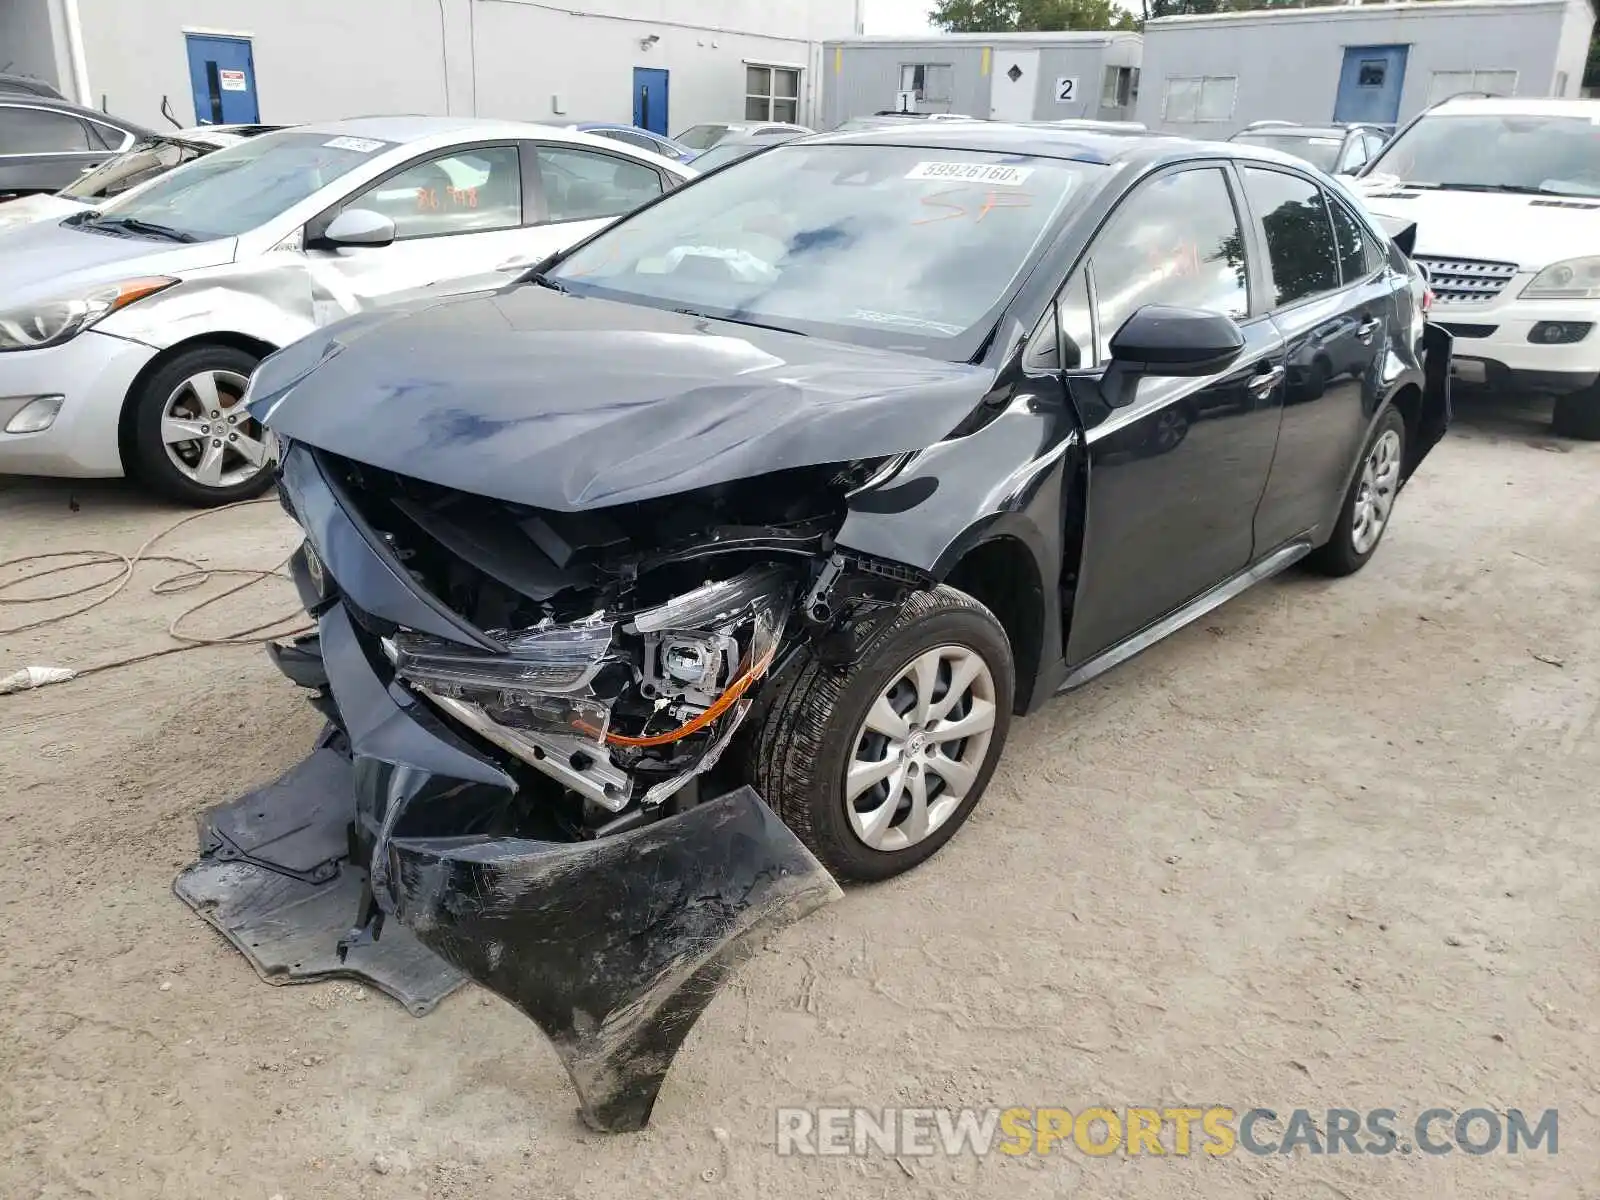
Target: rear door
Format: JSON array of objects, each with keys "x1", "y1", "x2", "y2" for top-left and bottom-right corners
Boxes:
[
  {"x1": 1243, "y1": 166, "x2": 1396, "y2": 551},
  {"x1": 1062, "y1": 164, "x2": 1288, "y2": 663},
  {"x1": 303, "y1": 142, "x2": 534, "y2": 313},
  {"x1": 0, "y1": 102, "x2": 125, "y2": 196}
]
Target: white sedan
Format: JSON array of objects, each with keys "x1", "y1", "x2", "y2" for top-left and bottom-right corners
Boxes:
[{"x1": 0, "y1": 117, "x2": 695, "y2": 503}]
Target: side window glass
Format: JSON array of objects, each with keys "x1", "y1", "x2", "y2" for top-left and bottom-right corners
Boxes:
[
  {"x1": 1342, "y1": 137, "x2": 1369, "y2": 172},
  {"x1": 347, "y1": 146, "x2": 522, "y2": 239},
  {"x1": 84, "y1": 120, "x2": 123, "y2": 151},
  {"x1": 0, "y1": 105, "x2": 93, "y2": 152},
  {"x1": 1241, "y1": 167, "x2": 1341, "y2": 308},
  {"x1": 537, "y1": 145, "x2": 663, "y2": 222},
  {"x1": 1087, "y1": 167, "x2": 1249, "y2": 362},
  {"x1": 1327, "y1": 196, "x2": 1372, "y2": 285},
  {"x1": 1363, "y1": 133, "x2": 1387, "y2": 161}
]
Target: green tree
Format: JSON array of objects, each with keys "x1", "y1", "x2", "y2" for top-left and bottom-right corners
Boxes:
[{"x1": 930, "y1": 0, "x2": 1140, "y2": 32}]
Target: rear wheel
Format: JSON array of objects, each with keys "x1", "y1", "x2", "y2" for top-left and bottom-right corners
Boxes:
[
  {"x1": 129, "y1": 345, "x2": 274, "y2": 506},
  {"x1": 1552, "y1": 387, "x2": 1600, "y2": 440},
  {"x1": 1309, "y1": 406, "x2": 1406, "y2": 577},
  {"x1": 750, "y1": 586, "x2": 1014, "y2": 882}
]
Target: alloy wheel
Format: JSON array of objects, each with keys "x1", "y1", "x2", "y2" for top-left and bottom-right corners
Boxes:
[
  {"x1": 845, "y1": 644, "x2": 998, "y2": 853},
  {"x1": 159, "y1": 369, "x2": 270, "y2": 490},
  {"x1": 1351, "y1": 428, "x2": 1401, "y2": 555}
]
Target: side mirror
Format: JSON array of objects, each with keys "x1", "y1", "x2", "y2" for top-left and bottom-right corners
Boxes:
[
  {"x1": 1108, "y1": 305, "x2": 1245, "y2": 377},
  {"x1": 319, "y1": 207, "x2": 396, "y2": 249}
]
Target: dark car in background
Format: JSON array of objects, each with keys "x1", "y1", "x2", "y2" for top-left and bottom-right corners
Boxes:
[
  {"x1": 198, "y1": 125, "x2": 1451, "y2": 1135},
  {"x1": 562, "y1": 121, "x2": 695, "y2": 162},
  {"x1": 0, "y1": 72, "x2": 67, "y2": 100},
  {"x1": 683, "y1": 128, "x2": 807, "y2": 171},
  {"x1": 0, "y1": 93, "x2": 150, "y2": 199},
  {"x1": 1228, "y1": 120, "x2": 1390, "y2": 176}
]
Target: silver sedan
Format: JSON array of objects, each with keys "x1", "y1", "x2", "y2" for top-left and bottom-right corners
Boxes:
[{"x1": 0, "y1": 116, "x2": 695, "y2": 503}]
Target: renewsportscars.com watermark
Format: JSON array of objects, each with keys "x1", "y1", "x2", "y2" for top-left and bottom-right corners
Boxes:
[{"x1": 776, "y1": 1106, "x2": 1559, "y2": 1158}]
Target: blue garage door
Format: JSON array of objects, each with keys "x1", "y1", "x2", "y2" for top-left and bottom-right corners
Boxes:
[
  {"x1": 633, "y1": 67, "x2": 669, "y2": 137},
  {"x1": 186, "y1": 34, "x2": 260, "y2": 125},
  {"x1": 1334, "y1": 45, "x2": 1408, "y2": 126}
]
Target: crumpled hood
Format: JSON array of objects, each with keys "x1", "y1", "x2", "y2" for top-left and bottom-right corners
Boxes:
[
  {"x1": 1357, "y1": 182, "x2": 1600, "y2": 270},
  {"x1": 251, "y1": 285, "x2": 991, "y2": 511},
  {"x1": 0, "y1": 218, "x2": 237, "y2": 305}
]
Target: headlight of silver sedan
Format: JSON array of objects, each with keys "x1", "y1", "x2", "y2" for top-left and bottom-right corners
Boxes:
[{"x1": 0, "y1": 276, "x2": 178, "y2": 352}]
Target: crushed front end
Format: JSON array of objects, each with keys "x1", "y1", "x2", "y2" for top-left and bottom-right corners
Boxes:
[{"x1": 175, "y1": 439, "x2": 878, "y2": 1130}]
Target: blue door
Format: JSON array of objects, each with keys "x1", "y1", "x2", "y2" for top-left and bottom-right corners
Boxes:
[
  {"x1": 185, "y1": 34, "x2": 260, "y2": 125},
  {"x1": 1333, "y1": 45, "x2": 1408, "y2": 125},
  {"x1": 633, "y1": 67, "x2": 669, "y2": 136}
]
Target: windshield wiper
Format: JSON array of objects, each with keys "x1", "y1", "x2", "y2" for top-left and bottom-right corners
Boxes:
[
  {"x1": 672, "y1": 307, "x2": 806, "y2": 337},
  {"x1": 1429, "y1": 182, "x2": 1559, "y2": 195},
  {"x1": 85, "y1": 215, "x2": 197, "y2": 242}
]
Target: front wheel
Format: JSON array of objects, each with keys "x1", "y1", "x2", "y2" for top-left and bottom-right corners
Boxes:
[
  {"x1": 749, "y1": 586, "x2": 1015, "y2": 882},
  {"x1": 1308, "y1": 406, "x2": 1406, "y2": 577},
  {"x1": 128, "y1": 345, "x2": 274, "y2": 506}
]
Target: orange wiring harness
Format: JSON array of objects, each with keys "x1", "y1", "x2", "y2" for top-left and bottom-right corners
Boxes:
[{"x1": 574, "y1": 643, "x2": 779, "y2": 749}]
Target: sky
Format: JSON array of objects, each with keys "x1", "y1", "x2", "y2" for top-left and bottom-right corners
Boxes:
[{"x1": 862, "y1": 0, "x2": 937, "y2": 35}]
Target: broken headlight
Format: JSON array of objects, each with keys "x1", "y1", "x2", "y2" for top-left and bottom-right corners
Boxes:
[{"x1": 388, "y1": 620, "x2": 617, "y2": 740}]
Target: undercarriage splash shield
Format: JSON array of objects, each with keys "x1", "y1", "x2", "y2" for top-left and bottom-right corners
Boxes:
[
  {"x1": 387, "y1": 787, "x2": 842, "y2": 1132},
  {"x1": 174, "y1": 746, "x2": 467, "y2": 1015}
]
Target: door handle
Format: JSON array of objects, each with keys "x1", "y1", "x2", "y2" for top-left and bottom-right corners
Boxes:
[
  {"x1": 1356, "y1": 316, "x2": 1382, "y2": 343},
  {"x1": 1247, "y1": 364, "x2": 1286, "y2": 397}
]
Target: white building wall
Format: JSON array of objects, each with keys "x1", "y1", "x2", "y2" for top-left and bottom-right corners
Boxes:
[
  {"x1": 0, "y1": 0, "x2": 66, "y2": 91},
  {"x1": 66, "y1": 0, "x2": 855, "y2": 133},
  {"x1": 1551, "y1": 0, "x2": 1596, "y2": 96},
  {"x1": 1136, "y1": 0, "x2": 1586, "y2": 136}
]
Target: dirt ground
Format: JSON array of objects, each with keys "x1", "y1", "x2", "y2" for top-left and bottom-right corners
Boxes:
[{"x1": 1, "y1": 394, "x2": 1597, "y2": 1199}]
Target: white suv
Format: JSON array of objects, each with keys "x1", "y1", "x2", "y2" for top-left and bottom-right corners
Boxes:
[{"x1": 1356, "y1": 96, "x2": 1600, "y2": 439}]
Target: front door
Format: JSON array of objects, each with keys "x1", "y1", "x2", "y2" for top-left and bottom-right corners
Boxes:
[
  {"x1": 633, "y1": 67, "x2": 669, "y2": 137},
  {"x1": 1333, "y1": 45, "x2": 1407, "y2": 125},
  {"x1": 185, "y1": 34, "x2": 260, "y2": 125},
  {"x1": 1061, "y1": 164, "x2": 1287, "y2": 663},
  {"x1": 989, "y1": 48, "x2": 1039, "y2": 122}
]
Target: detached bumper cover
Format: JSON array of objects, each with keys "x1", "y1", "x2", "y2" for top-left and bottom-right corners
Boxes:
[{"x1": 177, "y1": 598, "x2": 840, "y2": 1131}]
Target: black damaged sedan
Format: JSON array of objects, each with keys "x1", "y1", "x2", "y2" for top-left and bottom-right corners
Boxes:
[{"x1": 191, "y1": 125, "x2": 1450, "y2": 1130}]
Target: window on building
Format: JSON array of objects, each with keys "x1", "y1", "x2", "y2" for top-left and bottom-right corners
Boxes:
[
  {"x1": 0, "y1": 104, "x2": 95, "y2": 153},
  {"x1": 1085, "y1": 167, "x2": 1249, "y2": 361},
  {"x1": 350, "y1": 146, "x2": 523, "y2": 239},
  {"x1": 1102, "y1": 65, "x2": 1140, "y2": 109},
  {"x1": 1240, "y1": 167, "x2": 1341, "y2": 309},
  {"x1": 746, "y1": 64, "x2": 801, "y2": 123},
  {"x1": 1161, "y1": 75, "x2": 1237, "y2": 123},
  {"x1": 1427, "y1": 68, "x2": 1518, "y2": 105},
  {"x1": 536, "y1": 145, "x2": 663, "y2": 222},
  {"x1": 898, "y1": 63, "x2": 954, "y2": 106},
  {"x1": 1357, "y1": 59, "x2": 1388, "y2": 88}
]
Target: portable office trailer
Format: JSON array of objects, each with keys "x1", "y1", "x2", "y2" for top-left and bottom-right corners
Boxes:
[
  {"x1": 821, "y1": 32, "x2": 1144, "y2": 128},
  {"x1": 1136, "y1": 0, "x2": 1595, "y2": 137}
]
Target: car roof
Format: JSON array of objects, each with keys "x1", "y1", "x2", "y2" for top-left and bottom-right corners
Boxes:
[
  {"x1": 0, "y1": 72, "x2": 65, "y2": 98},
  {"x1": 1426, "y1": 95, "x2": 1600, "y2": 117},
  {"x1": 298, "y1": 114, "x2": 586, "y2": 143},
  {"x1": 1233, "y1": 124, "x2": 1360, "y2": 138},
  {"x1": 802, "y1": 120, "x2": 1336, "y2": 175},
  {"x1": 0, "y1": 92, "x2": 150, "y2": 132}
]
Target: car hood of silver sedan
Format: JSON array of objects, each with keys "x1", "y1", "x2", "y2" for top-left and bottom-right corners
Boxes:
[
  {"x1": 250, "y1": 285, "x2": 992, "y2": 512},
  {"x1": 0, "y1": 218, "x2": 236, "y2": 305}
]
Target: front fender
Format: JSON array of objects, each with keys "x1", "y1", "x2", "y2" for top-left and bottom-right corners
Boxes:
[{"x1": 97, "y1": 258, "x2": 319, "y2": 351}]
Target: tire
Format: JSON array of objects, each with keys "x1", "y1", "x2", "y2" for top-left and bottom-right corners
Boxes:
[
  {"x1": 1309, "y1": 406, "x2": 1407, "y2": 578},
  {"x1": 128, "y1": 344, "x2": 273, "y2": 506},
  {"x1": 750, "y1": 585, "x2": 1015, "y2": 882},
  {"x1": 1552, "y1": 388, "x2": 1600, "y2": 440}
]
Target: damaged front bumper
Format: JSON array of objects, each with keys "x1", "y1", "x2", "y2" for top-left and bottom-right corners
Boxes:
[{"x1": 178, "y1": 513, "x2": 842, "y2": 1129}]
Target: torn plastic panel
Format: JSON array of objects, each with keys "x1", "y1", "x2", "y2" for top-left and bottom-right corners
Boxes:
[{"x1": 386, "y1": 787, "x2": 841, "y2": 1132}]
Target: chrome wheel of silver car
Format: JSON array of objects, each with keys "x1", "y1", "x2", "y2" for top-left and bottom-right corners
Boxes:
[
  {"x1": 1350, "y1": 427, "x2": 1401, "y2": 555},
  {"x1": 159, "y1": 369, "x2": 269, "y2": 490},
  {"x1": 845, "y1": 644, "x2": 998, "y2": 853}
]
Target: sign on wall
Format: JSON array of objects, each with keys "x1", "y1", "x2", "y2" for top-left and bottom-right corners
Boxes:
[
  {"x1": 1055, "y1": 77, "x2": 1079, "y2": 103},
  {"x1": 895, "y1": 89, "x2": 917, "y2": 113},
  {"x1": 219, "y1": 68, "x2": 248, "y2": 91}
]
